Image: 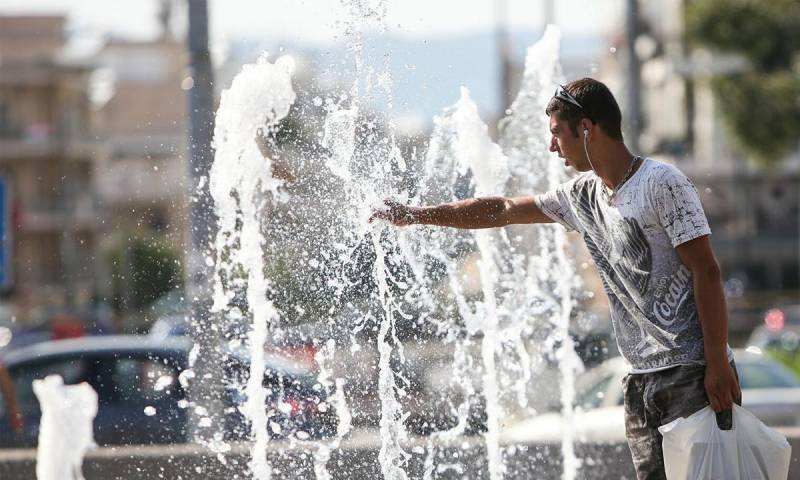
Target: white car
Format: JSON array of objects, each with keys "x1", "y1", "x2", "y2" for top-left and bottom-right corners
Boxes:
[{"x1": 502, "y1": 349, "x2": 800, "y2": 444}]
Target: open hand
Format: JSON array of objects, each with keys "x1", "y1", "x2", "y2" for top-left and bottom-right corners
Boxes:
[
  {"x1": 704, "y1": 361, "x2": 741, "y2": 412},
  {"x1": 368, "y1": 199, "x2": 418, "y2": 226}
]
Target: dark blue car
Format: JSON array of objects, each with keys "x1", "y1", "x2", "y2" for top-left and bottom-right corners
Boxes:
[{"x1": 0, "y1": 335, "x2": 337, "y2": 447}]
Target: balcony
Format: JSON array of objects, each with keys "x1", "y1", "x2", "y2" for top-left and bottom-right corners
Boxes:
[
  {"x1": 96, "y1": 154, "x2": 186, "y2": 205},
  {"x1": 18, "y1": 194, "x2": 101, "y2": 232},
  {"x1": 0, "y1": 126, "x2": 100, "y2": 162}
]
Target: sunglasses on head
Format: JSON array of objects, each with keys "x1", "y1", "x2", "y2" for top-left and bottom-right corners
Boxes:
[{"x1": 553, "y1": 84, "x2": 584, "y2": 110}]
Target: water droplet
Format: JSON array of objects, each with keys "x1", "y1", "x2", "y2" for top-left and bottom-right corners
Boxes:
[
  {"x1": 178, "y1": 369, "x2": 195, "y2": 387},
  {"x1": 154, "y1": 375, "x2": 173, "y2": 391},
  {"x1": 144, "y1": 406, "x2": 157, "y2": 416}
]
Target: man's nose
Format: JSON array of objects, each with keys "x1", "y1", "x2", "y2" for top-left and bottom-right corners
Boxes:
[{"x1": 549, "y1": 136, "x2": 558, "y2": 153}]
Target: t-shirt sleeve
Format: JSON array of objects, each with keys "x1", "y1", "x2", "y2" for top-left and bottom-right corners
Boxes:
[
  {"x1": 534, "y1": 183, "x2": 581, "y2": 232},
  {"x1": 651, "y1": 167, "x2": 711, "y2": 247}
]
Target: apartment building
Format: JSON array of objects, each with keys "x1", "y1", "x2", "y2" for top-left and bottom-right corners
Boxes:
[
  {"x1": 0, "y1": 16, "x2": 103, "y2": 319},
  {"x1": 91, "y1": 38, "x2": 189, "y2": 246}
]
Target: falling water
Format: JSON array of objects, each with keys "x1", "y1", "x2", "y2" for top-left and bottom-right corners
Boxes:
[
  {"x1": 207, "y1": 15, "x2": 583, "y2": 480},
  {"x1": 498, "y1": 26, "x2": 583, "y2": 478},
  {"x1": 209, "y1": 54, "x2": 297, "y2": 480}
]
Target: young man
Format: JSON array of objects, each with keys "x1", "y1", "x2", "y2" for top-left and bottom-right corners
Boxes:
[{"x1": 369, "y1": 78, "x2": 741, "y2": 479}]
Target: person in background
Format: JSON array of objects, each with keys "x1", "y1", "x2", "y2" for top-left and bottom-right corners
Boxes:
[{"x1": 0, "y1": 364, "x2": 23, "y2": 434}]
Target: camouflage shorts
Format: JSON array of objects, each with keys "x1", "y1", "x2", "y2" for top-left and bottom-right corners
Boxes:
[{"x1": 622, "y1": 361, "x2": 739, "y2": 480}]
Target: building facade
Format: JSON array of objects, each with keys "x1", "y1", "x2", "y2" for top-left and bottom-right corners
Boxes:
[{"x1": 0, "y1": 16, "x2": 103, "y2": 322}]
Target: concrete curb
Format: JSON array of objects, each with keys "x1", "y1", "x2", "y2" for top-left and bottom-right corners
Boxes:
[{"x1": 1, "y1": 428, "x2": 798, "y2": 479}]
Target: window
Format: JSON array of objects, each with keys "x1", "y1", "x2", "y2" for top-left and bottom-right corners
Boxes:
[
  {"x1": 575, "y1": 374, "x2": 614, "y2": 410},
  {"x1": 10, "y1": 358, "x2": 87, "y2": 415},
  {"x1": 738, "y1": 362, "x2": 800, "y2": 389},
  {"x1": 112, "y1": 357, "x2": 180, "y2": 403}
]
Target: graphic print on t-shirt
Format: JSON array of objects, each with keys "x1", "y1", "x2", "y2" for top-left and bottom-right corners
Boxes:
[
  {"x1": 573, "y1": 180, "x2": 652, "y2": 295},
  {"x1": 571, "y1": 179, "x2": 674, "y2": 359}
]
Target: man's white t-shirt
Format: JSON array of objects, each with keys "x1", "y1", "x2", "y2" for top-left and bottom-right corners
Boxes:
[{"x1": 536, "y1": 158, "x2": 732, "y2": 373}]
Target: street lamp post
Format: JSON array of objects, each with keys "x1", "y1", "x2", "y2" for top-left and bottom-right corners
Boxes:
[
  {"x1": 625, "y1": 0, "x2": 642, "y2": 153},
  {"x1": 185, "y1": 0, "x2": 223, "y2": 443}
]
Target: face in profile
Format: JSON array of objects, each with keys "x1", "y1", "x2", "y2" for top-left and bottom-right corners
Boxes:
[{"x1": 549, "y1": 115, "x2": 590, "y2": 172}]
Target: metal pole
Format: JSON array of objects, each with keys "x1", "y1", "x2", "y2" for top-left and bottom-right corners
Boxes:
[
  {"x1": 495, "y1": 0, "x2": 512, "y2": 113},
  {"x1": 681, "y1": 0, "x2": 695, "y2": 154},
  {"x1": 185, "y1": 0, "x2": 223, "y2": 443},
  {"x1": 625, "y1": 0, "x2": 642, "y2": 152}
]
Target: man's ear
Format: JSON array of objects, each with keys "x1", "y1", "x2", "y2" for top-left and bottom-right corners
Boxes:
[{"x1": 580, "y1": 119, "x2": 593, "y2": 138}]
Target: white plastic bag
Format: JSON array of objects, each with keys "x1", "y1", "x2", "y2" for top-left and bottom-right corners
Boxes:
[{"x1": 659, "y1": 404, "x2": 791, "y2": 480}]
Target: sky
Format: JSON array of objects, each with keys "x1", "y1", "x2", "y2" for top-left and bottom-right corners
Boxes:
[
  {"x1": 0, "y1": 0, "x2": 624, "y2": 45},
  {"x1": 0, "y1": 0, "x2": 627, "y2": 125}
]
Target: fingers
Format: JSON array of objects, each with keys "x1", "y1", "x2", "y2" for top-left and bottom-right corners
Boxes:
[
  {"x1": 369, "y1": 207, "x2": 394, "y2": 224},
  {"x1": 706, "y1": 381, "x2": 739, "y2": 412},
  {"x1": 707, "y1": 386, "x2": 734, "y2": 412},
  {"x1": 719, "y1": 389, "x2": 733, "y2": 411},
  {"x1": 368, "y1": 211, "x2": 391, "y2": 224},
  {"x1": 708, "y1": 392, "x2": 721, "y2": 413},
  {"x1": 368, "y1": 199, "x2": 390, "y2": 224},
  {"x1": 369, "y1": 199, "x2": 406, "y2": 225}
]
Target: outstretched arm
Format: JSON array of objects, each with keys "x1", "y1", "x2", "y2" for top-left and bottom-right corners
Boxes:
[
  {"x1": 676, "y1": 235, "x2": 741, "y2": 413},
  {"x1": 369, "y1": 196, "x2": 553, "y2": 229}
]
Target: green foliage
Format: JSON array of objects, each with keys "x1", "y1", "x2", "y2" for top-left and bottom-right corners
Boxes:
[
  {"x1": 109, "y1": 235, "x2": 184, "y2": 313},
  {"x1": 711, "y1": 73, "x2": 800, "y2": 163},
  {"x1": 685, "y1": 0, "x2": 800, "y2": 164},
  {"x1": 686, "y1": 0, "x2": 800, "y2": 71},
  {"x1": 767, "y1": 346, "x2": 800, "y2": 378}
]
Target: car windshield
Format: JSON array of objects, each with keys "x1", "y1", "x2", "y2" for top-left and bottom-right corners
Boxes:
[
  {"x1": 738, "y1": 360, "x2": 800, "y2": 389},
  {"x1": 570, "y1": 363, "x2": 619, "y2": 410},
  {"x1": 575, "y1": 374, "x2": 614, "y2": 409}
]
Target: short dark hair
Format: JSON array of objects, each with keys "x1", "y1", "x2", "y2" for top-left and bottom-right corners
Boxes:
[{"x1": 545, "y1": 78, "x2": 624, "y2": 141}]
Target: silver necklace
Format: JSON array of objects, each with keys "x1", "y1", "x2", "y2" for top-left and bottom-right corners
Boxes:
[{"x1": 602, "y1": 156, "x2": 641, "y2": 202}]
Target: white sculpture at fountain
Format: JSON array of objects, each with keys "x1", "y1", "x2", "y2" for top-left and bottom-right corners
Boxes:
[{"x1": 34, "y1": 375, "x2": 98, "y2": 480}]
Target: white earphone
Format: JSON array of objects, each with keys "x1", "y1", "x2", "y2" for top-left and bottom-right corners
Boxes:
[{"x1": 583, "y1": 127, "x2": 597, "y2": 173}]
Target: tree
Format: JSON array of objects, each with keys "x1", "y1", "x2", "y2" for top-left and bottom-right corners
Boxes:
[
  {"x1": 685, "y1": 0, "x2": 800, "y2": 165},
  {"x1": 109, "y1": 233, "x2": 183, "y2": 328}
]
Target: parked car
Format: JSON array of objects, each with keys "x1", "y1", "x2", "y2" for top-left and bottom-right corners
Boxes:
[
  {"x1": 0, "y1": 335, "x2": 337, "y2": 447},
  {"x1": 502, "y1": 349, "x2": 800, "y2": 444}
]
